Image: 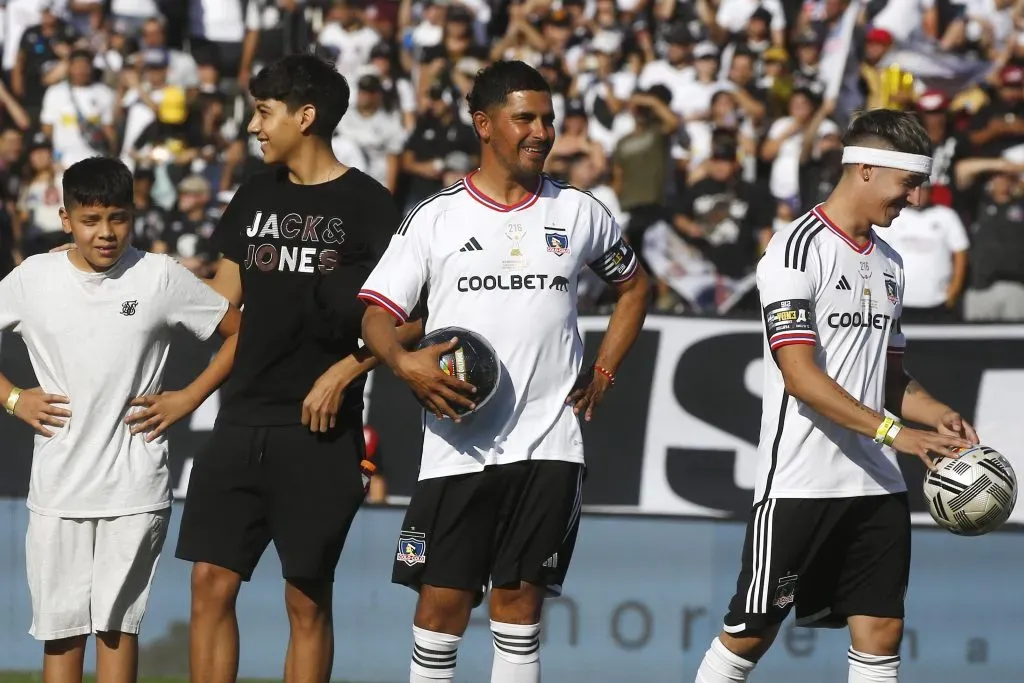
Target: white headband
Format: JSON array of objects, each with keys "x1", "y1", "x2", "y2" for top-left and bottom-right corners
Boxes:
[{"x1": 841, "y1": 146, "x2": 932, "y2": 175}]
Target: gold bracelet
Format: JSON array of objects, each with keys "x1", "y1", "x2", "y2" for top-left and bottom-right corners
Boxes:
[
  {"x1": 873, "y1": 417, "x2": 894, "y2": 444},
  {"x1": 4, "y1": 387, "x2": 22, "y2": 416}
]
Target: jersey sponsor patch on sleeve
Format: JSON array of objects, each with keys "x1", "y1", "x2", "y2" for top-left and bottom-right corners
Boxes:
[
  {"x1": 764, "y1": 299, "x2": 816, "y2": 350},
  {"x1": 590, "y1": 238, "x2": 638, "y2": 283}
]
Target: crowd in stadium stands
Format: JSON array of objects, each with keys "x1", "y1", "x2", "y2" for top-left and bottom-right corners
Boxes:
[{"x1": 1, "y1": 0, "x2": 1024, "y2": 320}]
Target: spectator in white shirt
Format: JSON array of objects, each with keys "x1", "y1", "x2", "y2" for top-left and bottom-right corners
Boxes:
[
  {"x1": 318, "y1": 0, "x2": 382, "y2": 89},
  {"x1": 871, "y1": 0, "x2": 938, "y2": 42},
  {"x1": 673, "y1": 41, "x2": 722, "y2": 122},
  {"x1": 761, "y1": 86, "x2": 817, "y2": 207},
  {"x1": 188, "y1": 0, "x2": 246, "y2": 77},
  {"x1": 715, "y1": 0, "x2": 786, "y2": 45},
  {"x1": 367, "y1": 41, "x2": 416, "y2": 130},
  {"x1": 884, "y1": 183, "x2": 970, "y2": 322},
  {"x1": 138, "y1": 17, "x2": 199, "y2": 90},
  {"x1": 109, "y1": 0, "x2": 159, "y2": 37},
  {"x1": 40, "y1": 48, "x2": 116, "y2": 169},
  {"x1": 337, "y1": 74, "x2": 406, "y2": 192},
  {"x1": 638, "y1": 22, "x2": 697, "y2": 106}
]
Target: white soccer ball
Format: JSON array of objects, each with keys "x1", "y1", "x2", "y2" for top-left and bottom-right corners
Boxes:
[{"x1": 923, "y1": 446, "x2": 1018, "y2": 536}]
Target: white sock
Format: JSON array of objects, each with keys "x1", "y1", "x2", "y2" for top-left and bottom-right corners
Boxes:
[
  {"x1": 695, "y1": 637, "x2": 756, "y2": 683},
  {"x1": 410, "y1": 626, "x2": 460, "y2": 681},
  {"x1": 490, "y1": 620, "x2": 541, "y2": 683},
  {"x1": 848, "y1": 647, "x2": 900, "y2": 682}
]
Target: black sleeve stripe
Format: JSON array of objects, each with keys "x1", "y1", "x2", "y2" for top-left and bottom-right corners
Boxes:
[
  {"x1": 547, "y1": 177, "x2": 614, "y2": 220},
  {"x1": 796, "y1": 225, "x2": 824, "y2": 272},
  {"x1": 784, "y1": 214, "x2": 817, "y2": 269},
  {"x1": 396, "y1": 183, "x2": 465, "y2": 236}
]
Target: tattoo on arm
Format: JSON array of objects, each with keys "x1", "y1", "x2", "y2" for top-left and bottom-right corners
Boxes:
[
  {"x1": 833, "y1": 381, "x2": 883, "y2": 419},
  {"x1": 906, "y1": 379, "x2": 922, "y2": 395}
]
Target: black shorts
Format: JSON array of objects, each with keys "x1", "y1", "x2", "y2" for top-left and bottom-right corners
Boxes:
[
  {"x1": 175, "y1": 422, "x2": 366, "y2": 582},
  {"x1": 393, "y1": 460, "x2": 584, "y2": 600},
  {"x1": 724, "y1": 493, "x2": 910, "y2": 633}
]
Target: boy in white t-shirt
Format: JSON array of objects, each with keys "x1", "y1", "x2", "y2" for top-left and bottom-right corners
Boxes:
[{"x1": 0, "y1": 157, "x2": 240, "y2": 683}]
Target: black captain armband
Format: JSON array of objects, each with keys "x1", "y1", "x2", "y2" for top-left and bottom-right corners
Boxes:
[
  {"x1": 589, "y1": 238, "x2": 638, "y2": 283},
  {"x1": 763, "y1": 299, "x2": 816, "y2": 352}
]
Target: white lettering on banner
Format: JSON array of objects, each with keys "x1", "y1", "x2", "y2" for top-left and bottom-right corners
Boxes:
[
  {"x1": 139, "y1": 321, "x2": 1024, "y2": 529},
  {"x1": 582, "y1": 317, "x2": 1024, "y2": 525},
  {"x1": 576, "y1": 317, "x2": 766, "y2": 517}
]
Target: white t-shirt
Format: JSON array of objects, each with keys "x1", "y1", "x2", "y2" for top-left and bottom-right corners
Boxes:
[
  {"x1": 337, "y1": 107, "x2": 406, "y2": 188},
  {"x1": 669, "y1": 78, "x2": 720, "y2": 121},
  {"x1": 871, "y1": 0, "x2": 935, "y2": 42},
  {"x1": 716, "y1": 0, "x2": 787, "y2": 34},
  {"x1": 191, "y1": 0, "x2": 245, "y2": 42},
  {"x1": 965, "y1": 0, "x2": 1014, "y2": 46},
  {"x1": 755, "y1": 206, "x2": 907, "y2": 501},
  {"x1": 40, "y1": 81, "x2": 116, "y2": 168},
  {"x1": 882, "y1": 205, "x2": 970, "y2": 308},
  {"x1": 111, "y1": 0, "x2": 158, "y2": 18},
  {"x1": 318, "y1": 22, "x2": 382, "y2": 85},
  {"x1": 637, "y1": 60, "x2": 696, "y2": 108},
  {"x1": 0, "y1": 249, "x2": 229, "y2": 517},
  {"x1": 684, "y1": 118, "x2": 758, "y2": 168},
  {"x1": 358, "y1": 174, "x2": 639, "y2": 480},
  {"x1": 766, "y1": 116, "x2": 804, "y2": 200}
]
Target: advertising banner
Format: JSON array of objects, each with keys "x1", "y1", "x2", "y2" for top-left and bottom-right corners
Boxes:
[
  {"x1": 3, "y1": 318, "x2": 1024, "y2": 526},
  {"x1": 0, "y1": 503, "x2": 1019, "y2": 682}
]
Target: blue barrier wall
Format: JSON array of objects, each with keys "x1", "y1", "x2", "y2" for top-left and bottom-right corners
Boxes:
[{"x1": 0, "y1": 500, "x2": 1019, "y2": 682}]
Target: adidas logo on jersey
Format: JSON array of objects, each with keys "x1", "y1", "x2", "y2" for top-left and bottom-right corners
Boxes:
[
  {"x1": 835, "y1": 276, "x2": 852, "y2": 291},
  {"x1": 460, "y1": 237, "x2": 483, "y2": 252}
]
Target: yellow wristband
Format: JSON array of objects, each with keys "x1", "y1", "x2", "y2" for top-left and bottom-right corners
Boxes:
[
  {"x1": 883, "y1": 421, "x2": 903, "y2": 447},
  {"x1": 4, "y1": 387, "x2": 22, "y2": 416},
  {"x1": 874, "y1": 417, "x2": 894, "y2": 444}
]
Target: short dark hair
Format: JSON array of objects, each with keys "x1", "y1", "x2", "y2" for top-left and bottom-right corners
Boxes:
[
  {"x1": 250, "y1": 54, "x2": 350, "y2": 140},
  {"x1": 842, "y1": 109, "x2": 932, "y2": 156},
  {"x1": 62, "y1": 157, "x2": 133, "y2": 210},
  {"x1": 466, "y1": 60, "x2": 551, "y2": 115}
]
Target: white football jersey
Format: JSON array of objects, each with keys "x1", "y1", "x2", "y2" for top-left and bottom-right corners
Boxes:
[
  {"x1": 755, "y1": 206, "x2": 907, "y2": 501},
  {"x1": 359, "y1": 173, "x2": 638, "y2": 480},
  {"x1": 0, "y1": 249, "x2": 228, "y2": 517}
]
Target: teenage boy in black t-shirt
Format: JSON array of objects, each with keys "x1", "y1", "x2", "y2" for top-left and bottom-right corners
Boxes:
[{"x1": 175, "y1": 54, "x2": 418, "y2": 683}]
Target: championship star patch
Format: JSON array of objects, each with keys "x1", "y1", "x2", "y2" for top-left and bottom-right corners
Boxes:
[{"x1": 396, "y1": 531, "x2": 427, "y2": 566}]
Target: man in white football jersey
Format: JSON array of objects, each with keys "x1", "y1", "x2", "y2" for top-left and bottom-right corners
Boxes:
[
  {"x1": 359, "y1": 60, "x2": 650, "y2": 683},
  {"x1": 694, "y1": 109, "x2": 979, "y2": 683},
  {"x1": 0, "y1": 157, "x2": 239, "y2": 683}
]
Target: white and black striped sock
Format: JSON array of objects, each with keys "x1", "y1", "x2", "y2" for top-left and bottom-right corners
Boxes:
[
  {"x1": 410, "y1": 626, "x2": 460, "y2": 681},
  {"x1": 848, "y1": 647, "x2": 900, "y2": 682},
  {"x1": 695, "y1": 637, "x2": 755, "y2": 682},
  {"x1": 490, "y1": 620, "x2": 541, "y2": 683}
]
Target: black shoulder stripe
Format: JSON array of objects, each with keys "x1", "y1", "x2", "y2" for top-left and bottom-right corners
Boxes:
[
  {"x1": 547, "y1": 177, "x2": 614, "y2": 220},
  {"x1": 784, "y1": 214, "x2": 818, "y2": 269},
  {"x1": 396, "y1": 182, "x2": 465, "y2": 236},
  {"x1": 796, "y1": 224, "x2": 824, "y2": 272}
]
